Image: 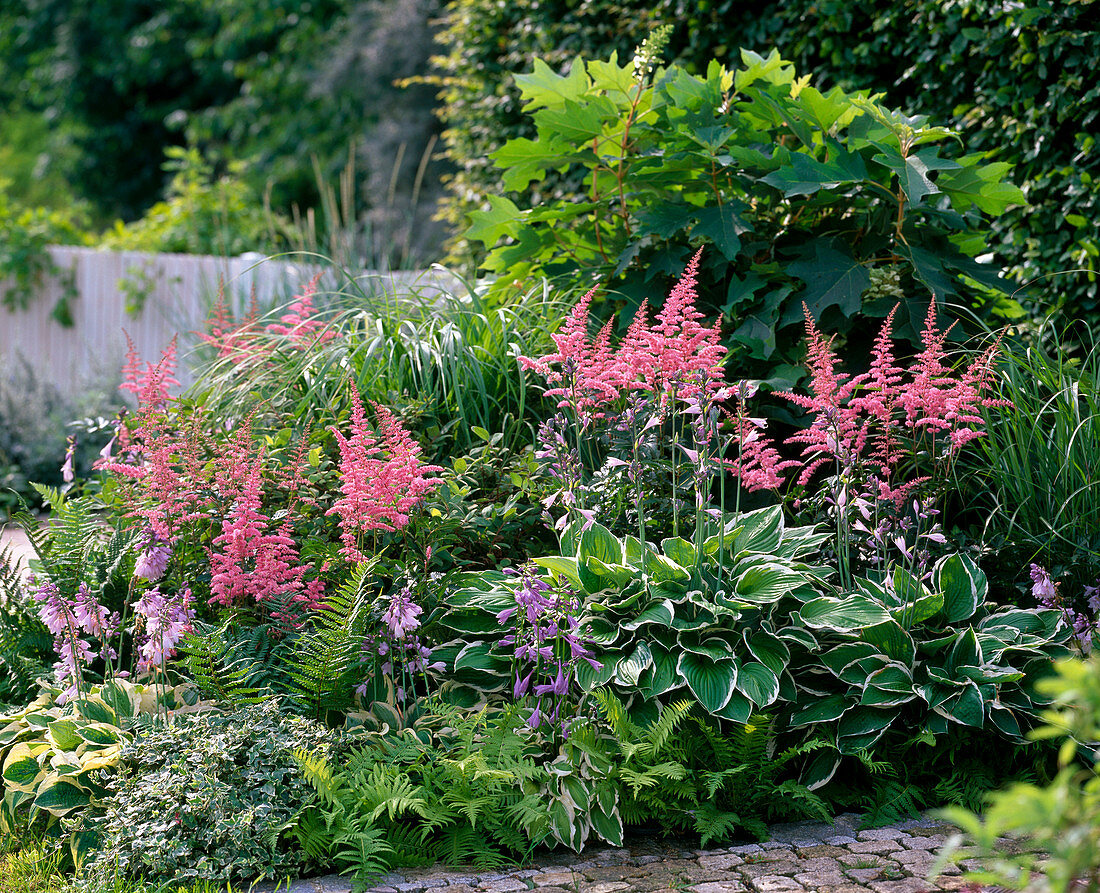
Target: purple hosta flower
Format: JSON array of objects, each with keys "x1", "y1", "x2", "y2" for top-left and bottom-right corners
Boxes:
[
  {"x1": 134, "y1": 530, "x2": 172, "y2": 583},
  {"x1": 360, "y1": 587, "x2": 440, "y2": 705},
  {"x1": 132, "y1": 586, "x2": 195, "y2": 675},
  {"x1": 1030, "y1": 564, "x2": 1058, "y2": 606},
  {"x1": 382, "y1": 588, "x2": 423, "y2": 639},
  {"x1": 33, "y1": 579, "x2": 120, "y2": 698},
  {"x1": 497, "y1": 564, "x2": 601, "y2": 736},
  {"x1": 61, "y1": 435, "x2": 76, "y2": 483},
  {"x1": 1085, "y1": 583, "x2": 1100, "y2": 617}
]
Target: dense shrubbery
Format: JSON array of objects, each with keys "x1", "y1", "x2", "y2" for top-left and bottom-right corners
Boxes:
[
  {"x1": 2, "y1": 253, "x2": 1093, "y2": 887},
  {"x1": 465, "y1": 45, "x2": 1025, "y2": 385},
  {"x1": 434, "y1": 0, "x2": 1098, "y2": 330}
]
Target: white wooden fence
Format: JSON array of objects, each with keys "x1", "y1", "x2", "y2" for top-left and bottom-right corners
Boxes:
[{"x1": 0, "y1": 246, "x2": 457, "y2": 398}]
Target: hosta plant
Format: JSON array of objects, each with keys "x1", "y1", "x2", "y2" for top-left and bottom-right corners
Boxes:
[{"x1": 0, "y1": 679, "x2": 197, "y2": 865}]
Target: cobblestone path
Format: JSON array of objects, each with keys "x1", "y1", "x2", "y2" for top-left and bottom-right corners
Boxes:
[{"x1": 273, "y1": 813, "x2": 1005, "y2": 893}]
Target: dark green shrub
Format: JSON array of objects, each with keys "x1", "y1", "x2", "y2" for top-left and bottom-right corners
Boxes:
[
  {"x1": 464, "y1": 47, "x2": 1026, "y2": 381},
  {"x1": 81, "y1": 700, "x2": 336, "y2": 885},
  {"x1": 434, "y1": 0, "x2": 1098, "y2": 330}
]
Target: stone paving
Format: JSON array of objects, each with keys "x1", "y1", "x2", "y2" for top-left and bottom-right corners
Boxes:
[{"x1": 268, "y1": 813, "x2": 1014, "y2": 893}]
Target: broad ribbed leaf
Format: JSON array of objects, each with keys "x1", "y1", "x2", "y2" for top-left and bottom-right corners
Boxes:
[
  {"x1": 860, "y1": 663, "x2": 916, "y2": 707},
  {"x1": 737, "y1": 662, "x2": 780, "y2": 707},
  {"x1": 715, "y1": 691, "x2": 753, "y2": 723},
  {"x1": 615, "y1": 642, "x2": 654, "y2": 687},
  {"x1": 861, "y1": 620, "x2": 916, "y2": 666},
  {"x1": 578, "y1": 523, "x2": 621, "y2": 566},
  {"x1": 788, "y1": 694, "x2": 850, "y2": 728},
  {"x1": 33, "y1": 775, "x2": 90, "y2": 816},
  {"x1": 621, "y1": 599, "x2": 675, "y2": 631},
  {"x1": 533, "y1": 556, "x2": 581, "y2": 589},
  {"x1": 800, "y1": 595, "x2": 892, "y2": 631},
  {"x1": 2, "y1": 742, "x2": 47, "y2": 792},
  {"x1": 744, "y1": 630, "x2": 790, "y2": 675},
  {"x1": 935, "y1": 554, "x2": 986, "y2": 622},
  {"x1": 731, "y1": 506, "x2": 784, "y2": 554},
  {"x1": 734, "y1": 562, "x2": 806, "y2": 604},
  {"x1": 74, "y1": 698, "x2": 116, "y2": 726},
  {"x1": 639, "y1": 644, "x2": 679, "y2": 698},
  {"x1": 819, "y1": 642, "x2": 879, "y2": 677},
  {"x1": 947, "y1": 627, "x2": 982, "y2": 673},
  {"x1": 46, "y1": 719, "x2": 83, "y2": 752},
  {"x1": 680, "y1": 636, "x2": 735, "y2": 659},
  {"x1": 837, "y1": 707, "x2": 895, "y2": 753},
  {"x1": 936, "y1": 681, "x2": 986, "y2": 728},
  {"x1": 661, "y1": 537, "x2": 696, "y2": 568},
  {"x1": 677, "y1": 652, "x2": 737, "y2": 713}
]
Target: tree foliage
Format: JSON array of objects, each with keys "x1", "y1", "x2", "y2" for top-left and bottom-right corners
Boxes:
[{"x1": 433, "y1": 0, "x2": 1099, "y2": 327}]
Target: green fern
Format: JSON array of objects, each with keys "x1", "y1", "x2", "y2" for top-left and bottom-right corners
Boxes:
[
  {"x1": 285, "y1": 559, "x2": 375, "y2": 721},
  {"x1": 178, "y1": 620, "x2": 281, "y2": 707}
]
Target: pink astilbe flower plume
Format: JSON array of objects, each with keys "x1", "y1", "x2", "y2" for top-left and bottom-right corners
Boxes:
[
  {"x1": 327, "y1": 384, "x2": 444, "y2": 563},
  {"x1": 643, "y1": 248, "x2": 726, "y2": 398},
  {"x1": 119, "y1": 331, "x2": 180, "y2": 407},
  {"x1": 265, "y1": 274, "x2": 338, "y2": 348}
]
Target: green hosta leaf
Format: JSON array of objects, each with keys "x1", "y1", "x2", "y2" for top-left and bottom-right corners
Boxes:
[
  {"x1": 702, "y1": 523, "x2": 743, "y2": 556},
  {"x1": 788, "y1": 694, "x2": 851, "y2": 729},
  {"x1": 730, "y1": 506, "x2": 784, "y2": 555},
  {"x1": 891, "y1": 590, "x2": 944, "y2": 627},
  {"x1": 46, "y1": 719, "x2": 83, "y2": 753},
  {"x1": 776, "y1": 627, "x2": 819, "y2": 650},
  {"x1": 76, "y1": 723, "x2": 121, "y2": 746},
  {"x1": 621, "y1": 599, "x2": 675, "y2": 631},
  {"x1": 861, "y1": 663, "x2": 916, "y2": 708},
  {"x1": 861, "y1": 620, "x2": 916, "y2": 666},
  {"x1": 32, "y1": 775, "x2": 90, "y2": 817},
  {"x1": 638, "y1": 644, "x2": 679, "y2": 699},
  {"x1": 615, "y1": 642, "x2": 654, "y2": 687},
  {"x1": 935, "y1": 681, "x2": 986, "y2": 728},
  {"x1": 644, "y1": 550, "x2": 689, "y2": 584},
  {"x1": 78, "y1": 699, "x2": 120, "y2": 725},
  {"x1": 96, "y1": 680, "x2": 138, "y2": 719},
  {"x1": 837, "y1": 707, "x2": 895, "y2": 753},
  {"x1": 934, "y1": 553, "x2": 987, "y2": 623},
  {"x1": 988, "y1": 705, "x2": 1023, "y2": 740},
  {"x1": 799, "y1": 595, "x2": 892, "y2": 631},
  {"x1": 819, "y1": 642, "x2": 880, "y2": 678},
  {"x1": 737, "y1": 662, "x2": 780, "y2": 708},
  {"x1": 3, "y1": 742, "x2": 48, "y2": 792},
  {"x1": 744, "y1": 630, "x2": 790, "y2": 675},
  {"x1": 589, "y1": 794, "x2": 623, "y2": 847},
  {"x1": 680, "y1": 636, "x2": 735, "y2": 660},
  {"x1": 576, "y1": 654, "x2": 618, "y2": 690},
  {"x1": 533, "y1": 556, "x2": 581, "y2": 590},
  {"x1": 583, "y1": 618, "x2": 623, "y2": 645},
  {"x1": 677, "y1": 652, "x2": 738, "y2": 713},
  {"x1": 715, "y1": 691, "x2": 753, "y2": 723},
  {"x1": 661, "y1": 537, "x2": 696, "y2": 568},
  {"x1": 733, "y1": 562, "x2": 807, "y2": 604},
  {"x1": 578, "y1": 524, "x2": 621, "y2": 566},
  {"x1": 947, "y1": 627, "x2": 982, "y2": 673},
  {"x1": 581, "y1": 557, "x2": 633, "y2": 588}
]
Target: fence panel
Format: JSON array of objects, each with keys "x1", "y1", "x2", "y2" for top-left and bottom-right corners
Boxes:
[{"x1": 0, "y1": 246, "x2": 455, "y2": 399}]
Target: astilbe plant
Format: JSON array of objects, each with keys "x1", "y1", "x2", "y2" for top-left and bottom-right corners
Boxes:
[
  {"x1": 781, "y1": 302, "x2": 1004, "y2": 590},
  {"x1": 520, "y1": 249, "x2": 790, "y2": 541},
  {"x1": 327, "y1": 383, "x2": 444, "y2": 563}
]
